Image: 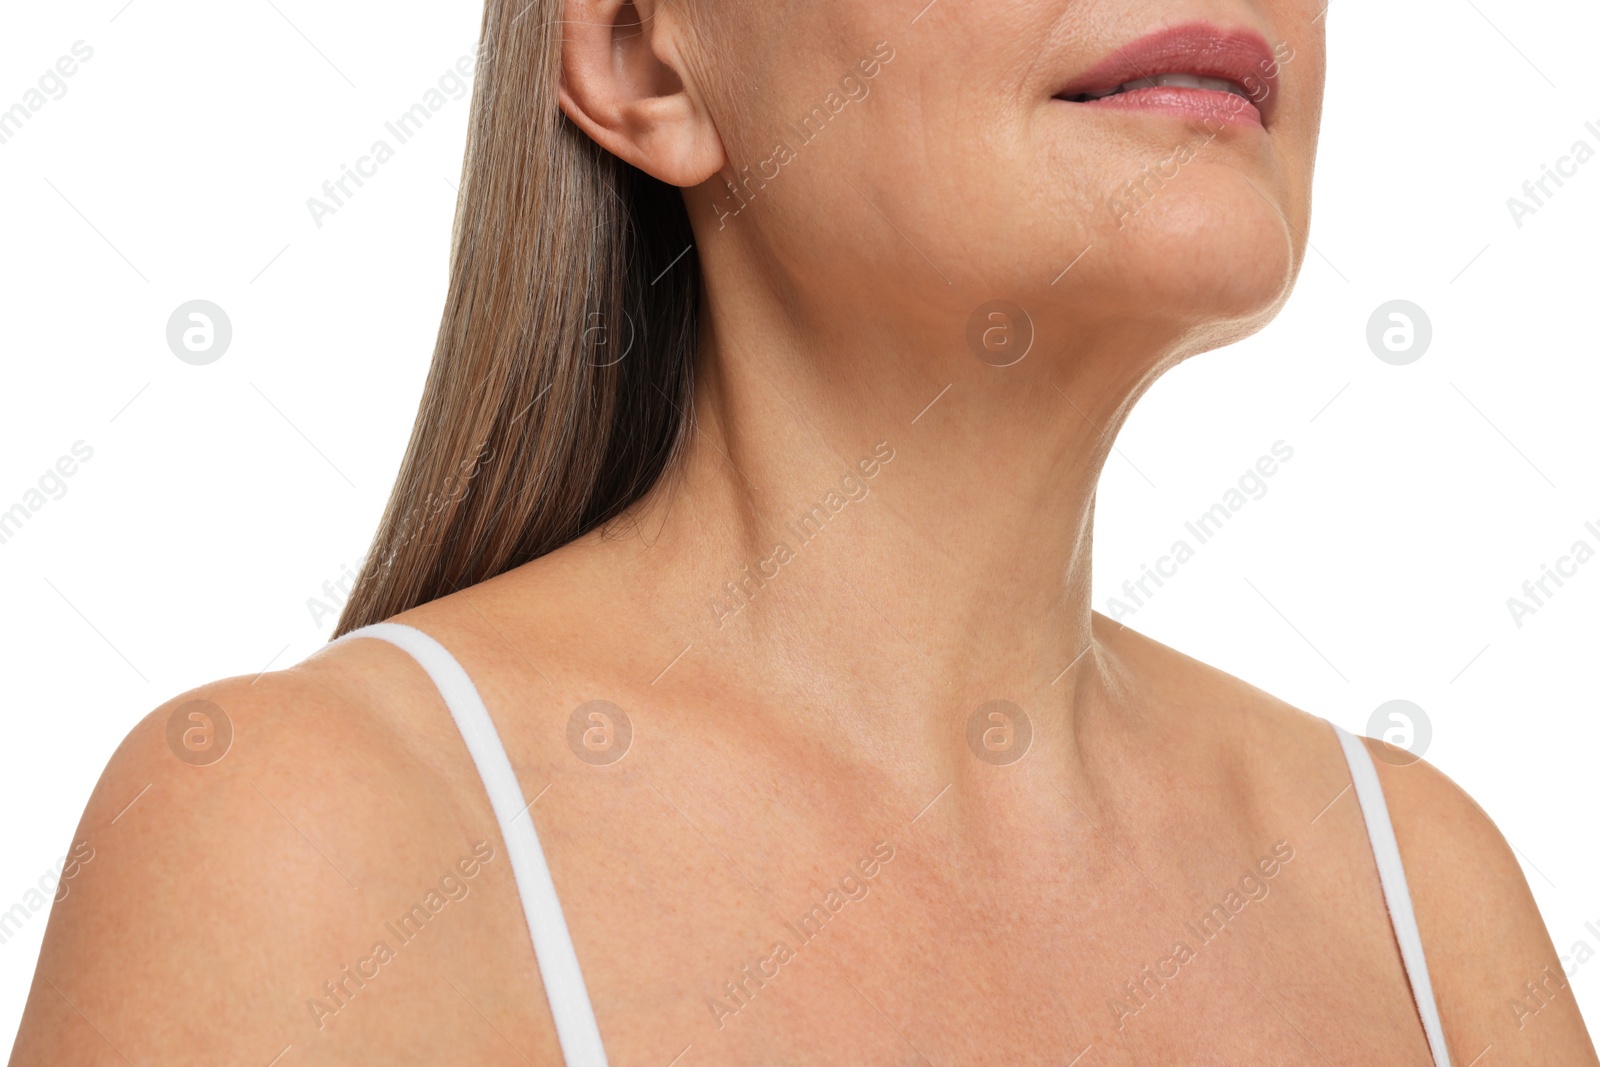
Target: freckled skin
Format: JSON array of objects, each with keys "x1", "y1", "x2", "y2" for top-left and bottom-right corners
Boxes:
[{"x1": 9, "y1": 1, "x2": 1594, "y2": 1065}]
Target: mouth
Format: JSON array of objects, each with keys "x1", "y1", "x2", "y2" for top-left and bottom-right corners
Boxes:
[{"x1": 1053, "y1": 22, "x2": 1281, "y2": 130}]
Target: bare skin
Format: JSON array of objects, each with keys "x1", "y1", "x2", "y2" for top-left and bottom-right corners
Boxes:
[
  {"x1": 10, "y1": 549, "x2": 1593, "y2": 1065},
  {"x1": 10, "y1": 0, "x2": 1596, "y2": 1063}
]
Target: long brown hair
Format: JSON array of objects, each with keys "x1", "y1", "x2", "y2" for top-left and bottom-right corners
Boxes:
[{"x1": 334, "y1": 0, "x2": 700, "y2": 636}]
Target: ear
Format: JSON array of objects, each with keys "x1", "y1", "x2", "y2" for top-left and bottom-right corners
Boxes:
[{"x1": 557, "y1": 0, "x2": 726, "y2": 187}]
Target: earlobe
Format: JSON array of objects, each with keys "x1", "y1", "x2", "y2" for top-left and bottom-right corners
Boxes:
[{"x1": 556, "y1": 0, "x2": 726, "y2": 187}]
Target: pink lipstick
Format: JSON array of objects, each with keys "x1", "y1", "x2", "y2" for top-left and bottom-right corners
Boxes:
[{"x1": 1055, "y1": 23, "x2": 1283, "y2": 130}]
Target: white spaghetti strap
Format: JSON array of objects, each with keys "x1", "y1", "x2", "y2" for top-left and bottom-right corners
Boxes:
[
  {"x1": 335, "y1": 622, "x2": 606, "y2": 1067},
  {"x1": 1332, "y1": 722, "x2": 1452, "y2": 1067}
]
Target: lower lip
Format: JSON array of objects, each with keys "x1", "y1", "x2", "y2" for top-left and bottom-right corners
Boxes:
[{"x1": 1071, "y1": 86, "x2": 1263, "y2": 129}]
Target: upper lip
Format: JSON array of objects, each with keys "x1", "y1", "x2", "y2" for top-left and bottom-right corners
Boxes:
[{"x1": 1054, "y1": 21, "x2": 1281, "y2": 124}]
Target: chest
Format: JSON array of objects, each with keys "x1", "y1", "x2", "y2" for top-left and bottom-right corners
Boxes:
[{"x1": 452, "y1": 767, "x2": 1441, "y2": 1067}]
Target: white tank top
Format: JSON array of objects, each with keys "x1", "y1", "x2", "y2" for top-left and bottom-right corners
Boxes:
[{"x1": 335, "y1": 621, "x2": 1452, "y2": 1066}]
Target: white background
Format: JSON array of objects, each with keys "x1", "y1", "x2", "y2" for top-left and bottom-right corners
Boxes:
[{"x1": 1, "y1": 0, "x2": 1595, "y2": 1054}]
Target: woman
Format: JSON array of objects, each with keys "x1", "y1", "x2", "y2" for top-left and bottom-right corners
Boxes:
[{"x1": 11, "y1": 0, "x2": 1594, "y2": 1063}]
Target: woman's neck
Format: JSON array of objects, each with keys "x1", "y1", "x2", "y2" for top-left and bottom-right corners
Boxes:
[{"x1": 594, "y1": 300, "x2": 1179, "y2": 759}]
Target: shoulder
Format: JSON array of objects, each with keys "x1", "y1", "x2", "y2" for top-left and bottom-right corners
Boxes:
[
  {"x1": 68, "y1": 634, "x2": 466, "y2": 847},
  {"x1": 9, "y1": 636, "x2": 513, "y2": 1063},
  {"x1": 1096, "y1": 616, "x2": 1596, "y2": 1061},
  {"x1": 1090, "y1": 612, "x2": 1348, "y2": 771},
  {"x1": 1365, "y1": 740, "x2": 1597, "y2": 1064}
]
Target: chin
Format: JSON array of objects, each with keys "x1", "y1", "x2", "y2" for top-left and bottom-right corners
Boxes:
[{"x1": 1086, "y1": 173, "x2": 1301, "y2": 330}]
